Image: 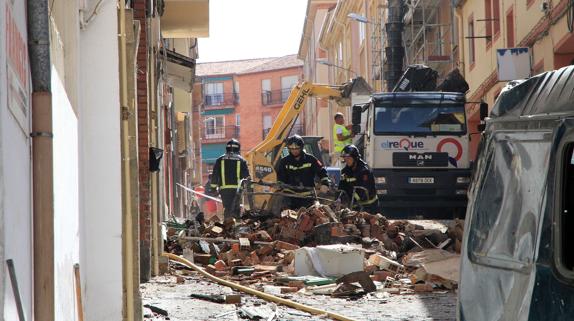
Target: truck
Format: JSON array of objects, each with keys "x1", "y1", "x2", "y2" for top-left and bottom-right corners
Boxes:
[{"x1": 351, "y1": 66, "x2": 474, "y2": 217}]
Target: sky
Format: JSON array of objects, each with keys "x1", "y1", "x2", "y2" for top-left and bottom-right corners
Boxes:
[{"x1": 197, "y1": 0, "x2": 308, "y2": 63}]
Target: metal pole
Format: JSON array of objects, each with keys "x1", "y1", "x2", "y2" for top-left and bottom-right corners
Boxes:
[{"x1": 6, "y1": 260, "x2": 26, "y2": 321}]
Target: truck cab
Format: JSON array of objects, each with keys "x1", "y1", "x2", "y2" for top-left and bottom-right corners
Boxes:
[{"x1": 358, "y1": 92, "x2": 471, "y2": 216}]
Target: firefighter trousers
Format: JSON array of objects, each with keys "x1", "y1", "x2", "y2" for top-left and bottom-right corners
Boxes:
[{"x1": 220, "y1": 189, "x2": 240, "y2": 219}]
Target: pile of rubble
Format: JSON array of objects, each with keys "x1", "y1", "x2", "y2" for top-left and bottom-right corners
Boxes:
[{"x1": 165, "y1": 204, "x2": 465, "y2": 299}]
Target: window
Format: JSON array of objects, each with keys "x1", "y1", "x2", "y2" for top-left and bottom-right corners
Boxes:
[
  {"x1": 261, "y1": 79, "x2": 271, "y2": 104},
  {"x1": 262, "y1": 115, "x2": 272, "y2": 138},
  {"x1": 468, "y1": 131, "x2": 551, "y2": 270},
  {"x1": 493, "y1": 0, "x2": 500, "y2": 36},
  {"x1": 506, "y1": 7, "x2": 515, "y2": 47},
  {"x1": 468, "y1": 18, "x2": 476, "y2": 65},
  {"x1": 485, "y1": 0, "x2": 493, "y2": 46},
  {"x1": 374, "y1": 105, "x2": 466, "y2": 135},
  {"x1": 558, "y1": 143, "x2": 574, "y2": 272},
  {"x1": 204, "y1": 82, "x2": 224, "y2": 106},
  {"x1": 236, "y1": 114, "x2": 240, "y2": 126},
  {"x1": 281, "y1": 75, "x2": 298, "y2": 101},
  {"x1": 204, "y1": 116, "x2": 225, "y2": 139}
]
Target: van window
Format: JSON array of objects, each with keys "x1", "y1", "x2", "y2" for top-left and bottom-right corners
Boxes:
[
  {"x1": 559, "y1": 143, "x2": 574, "y2": 271},
  {"x1": 468, "y1": 131, "x2": 551, "y2": 270}
]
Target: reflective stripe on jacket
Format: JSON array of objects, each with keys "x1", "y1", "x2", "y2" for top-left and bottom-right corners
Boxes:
[{"x1": 211, "y1": 153, "x2": 250, "y2": 191}]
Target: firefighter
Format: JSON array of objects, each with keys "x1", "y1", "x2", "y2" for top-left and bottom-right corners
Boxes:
[
  {"x1": 338, "y1": 144, "x2": 379, "y2": 214},
  {"x1": 211, "y1": 139, "x2": 250, "y2": 221},
  {"x1": 275, "y1": 135, "x2": 331, "y2": 209}
]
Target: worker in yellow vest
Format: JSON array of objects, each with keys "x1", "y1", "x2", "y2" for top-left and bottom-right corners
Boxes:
[{"x1": 333, "y1": 112, "x2": 354, "y2": 155}]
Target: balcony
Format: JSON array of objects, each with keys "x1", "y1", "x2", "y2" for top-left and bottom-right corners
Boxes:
[
  {"x1": 202, "y1": 125, "x2": 240, "y2": 142},
  {"x1": 261, "y1": 88, "x2": 292, "y2": 106},
  {"x1": 161, "y1": 0, "x2": 209, "y2": 38},
  {"x1": 204, "y1": 93, "x2": 239, "y2": 107}
]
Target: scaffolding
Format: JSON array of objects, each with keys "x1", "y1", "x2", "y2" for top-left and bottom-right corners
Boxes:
[
  {"x1": 402, "y1": 0, "x2": 455, "y2": 78},
  {"x1": 370, "y1": 5, "x2": 385, "y2": 91}
]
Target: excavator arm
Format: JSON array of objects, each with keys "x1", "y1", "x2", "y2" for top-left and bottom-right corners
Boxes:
[{"x1": 244, "y1": 77, "x2": 371, "y2": 211}]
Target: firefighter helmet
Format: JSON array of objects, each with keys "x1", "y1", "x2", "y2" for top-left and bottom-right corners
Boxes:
[
  {"x1": 226, "y1": 139, "x2": 241, "y2": 153},
  {"x1": 286, "y1": 135, "x2": 304, "y2": 149},
  {"x1": 341, "y1": 144, "x2": 360, "y2": 159}
]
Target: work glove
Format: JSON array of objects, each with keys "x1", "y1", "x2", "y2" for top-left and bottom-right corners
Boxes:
[{"x1": 320, "y1": 184, "x2": 329, "y2": 194}]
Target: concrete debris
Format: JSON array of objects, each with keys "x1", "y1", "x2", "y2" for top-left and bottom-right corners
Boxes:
[{"x1": 164, "y1": 204, "x2": 464, "y2": 301}]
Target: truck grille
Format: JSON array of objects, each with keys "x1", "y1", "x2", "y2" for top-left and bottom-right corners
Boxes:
[{"x1": 392, "y1": 152, "x2": 449, "y2": 167}]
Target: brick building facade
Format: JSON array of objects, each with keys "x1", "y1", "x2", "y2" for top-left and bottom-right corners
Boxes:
[{"x1": 194, "y1": 55, "x2": 303, "y2": 182}]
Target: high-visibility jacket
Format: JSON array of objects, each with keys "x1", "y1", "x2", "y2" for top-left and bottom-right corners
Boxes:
[
  {"x1": 338, "y1": 159, "x2": 378, "y2": 207},
  {"x1": 275, "y1": 152, "x2": 330, "y2": 194},
  {"x1": 211, "y1": 153, "x2": 250, "y2": 191},
  {"x1": 333, "y1": 124, "x2": 352, "y2": 153}
]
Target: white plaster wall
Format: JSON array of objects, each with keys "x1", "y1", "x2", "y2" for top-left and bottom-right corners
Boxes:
[
  {"x1": 0, "y1": 1, "x2": 6, "y2": 319},
  {"x1": 78, "y1": 2, "x2": 123, "y2": 320},
  {"x1": 1, "y1": 1, "x2": 33, "y2": 320},
  {"x1": 52, "y1": 66, "x2": 80, "y2": 321}
]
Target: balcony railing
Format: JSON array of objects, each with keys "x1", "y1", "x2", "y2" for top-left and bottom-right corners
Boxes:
[
  {"x1": 261, "y1": 88, "x2": 292, "y2": 106},
  {"x1": 202, "y1": 125, "x2": 240, "y2": 141},
  {"x1": 204, "y1": 93, "x2": 239, "y2": 107}
]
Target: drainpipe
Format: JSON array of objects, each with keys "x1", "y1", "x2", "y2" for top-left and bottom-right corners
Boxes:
[
  {"x1": 118, "y1": 1, "x2": 135, "y2": 321},
  {"x1": 27, "y1": 1, "x2": 54, "y2": 321},
  {"x1": 385, "y1": 0, "x2": 405, "y2": 91}
]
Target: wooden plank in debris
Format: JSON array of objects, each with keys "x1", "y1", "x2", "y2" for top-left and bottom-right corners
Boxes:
[{"x1": 181, "y1": 236, "x2": 273, "y2": 245}]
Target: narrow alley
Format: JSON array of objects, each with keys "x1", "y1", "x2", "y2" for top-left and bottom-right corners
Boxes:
[{"x1": 2, "y1": 0, "x2": 574, "y2": 321}]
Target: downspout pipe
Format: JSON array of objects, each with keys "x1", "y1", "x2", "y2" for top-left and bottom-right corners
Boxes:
[
  {"x1": 27, "y1": 1, "x2": 54, "y2": 321},
  {"x1": 385, "y1": 0, "x2": 405, "y2": 91},
  {"x1": 118, "y1": 1, "x2": 135, "y2": 320}
]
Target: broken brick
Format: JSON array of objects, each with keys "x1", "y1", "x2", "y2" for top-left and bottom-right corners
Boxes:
[
  {"x1": 205, "y1": 264, "x2": 216, "y2": 275},
  {"x1": 193, "y1": 253, "x2": 212, "y2": 265},
  {"x1": 287, "y1": 281, "x2": 305, "y2": 289},
  {"x1": 274, "y1": 241, "x2": 299, "y2": 251},
  {"x1": 225, "y1": 294, "x2": 242, "y2": 304},
  {"x1": 331, "y1": 224, "x2": 347, "y2": 237},
  {"x1": 214, "y1": 260, "x2": 227, "y2": 271},
  {"x1": 256, "y1": 244, "x2": 274, "y2": 257},
  {"x1": 371, "y1": 270, "x2": 393, "y2": 282},
  {"x1": 250, "y1": 251, "x2": 261, "y2": 265},
  {"x1": 414, "y1": 283, "x2": 434, "y2": 293},
  {"x1": 297, "y1": 213, "x2": 314, "y2": 232},
  {"x1": 280, "y1": 286, "x2": 299, "y2": 293},
  {"x1": 370, "y1": 224, "x2": 385, "y2": 241}
]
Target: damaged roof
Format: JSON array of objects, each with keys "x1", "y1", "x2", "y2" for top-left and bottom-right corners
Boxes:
[
  {"x1": 196, "y1": 54, "x2": 302, "y2": 77},
  {"x1": 491, "y1": 65, "x2": 574, "y2": 118}
]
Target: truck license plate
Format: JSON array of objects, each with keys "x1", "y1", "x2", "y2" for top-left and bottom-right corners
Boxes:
[{"x1": 409, "y1": 177, "x2": 434, "y2": 184}]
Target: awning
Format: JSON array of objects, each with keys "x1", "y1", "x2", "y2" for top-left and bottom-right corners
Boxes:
[
  {"x1": 161, "y1": 0, "x2": 209, "y2": 38},
  {"x1": 162, "y1": 48, "x2": 195, "y2": 92},
  {"x1": 201, "y1": 143, "x2": 226, "y2": 164}
]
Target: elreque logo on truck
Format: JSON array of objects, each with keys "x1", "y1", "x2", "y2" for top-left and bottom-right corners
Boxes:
[{"x1": 381, "y1": 139, "x2": 425, "y2": 150}]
